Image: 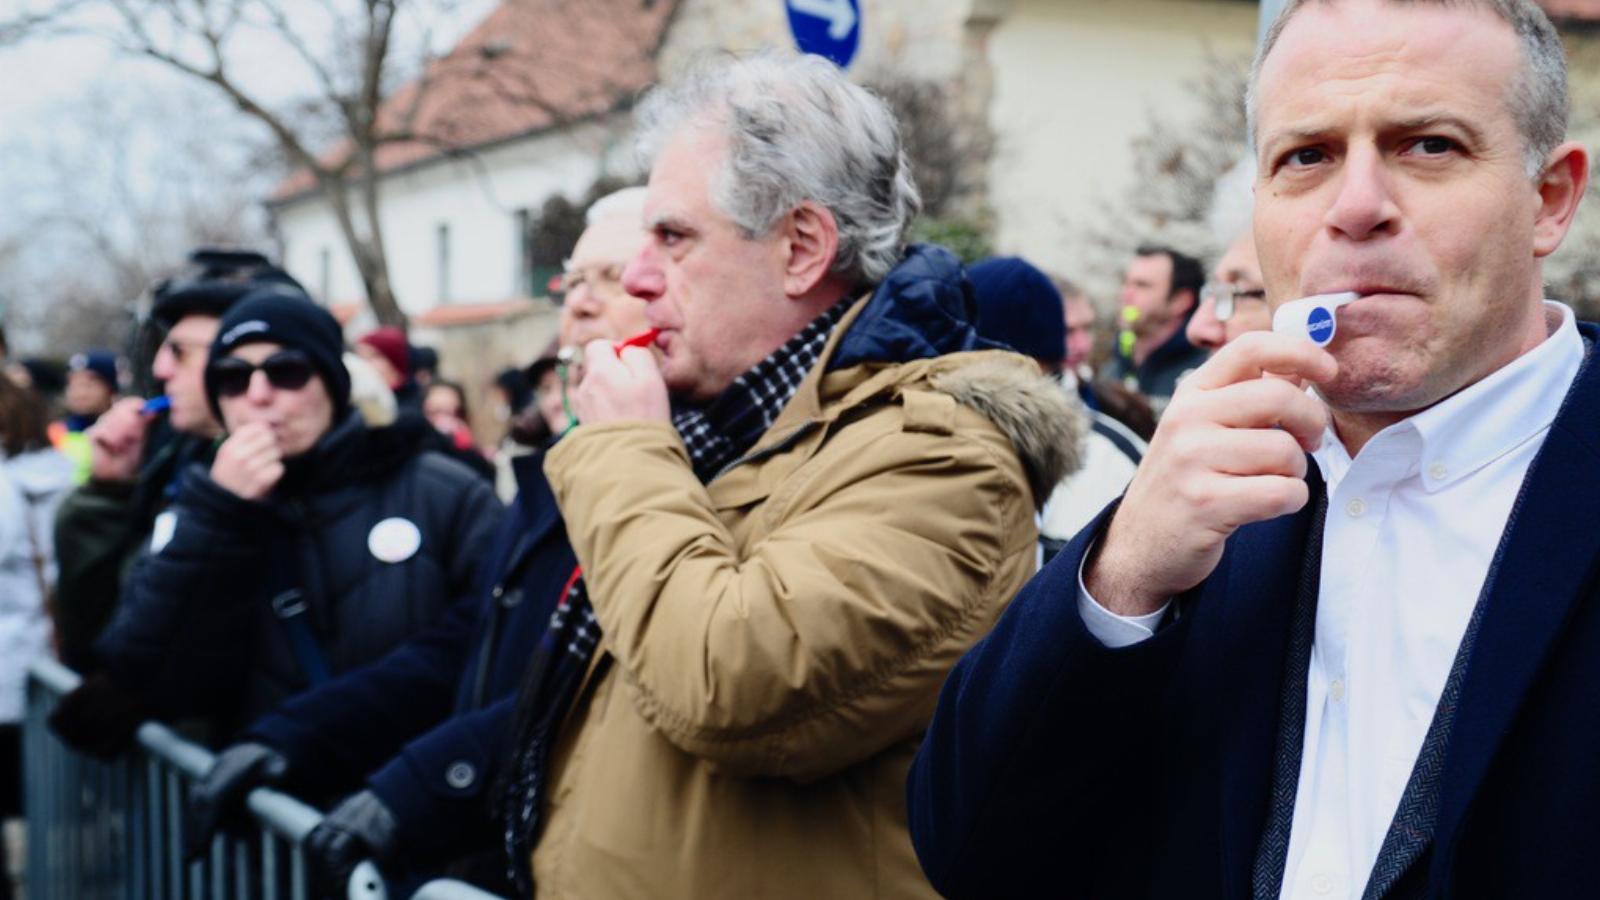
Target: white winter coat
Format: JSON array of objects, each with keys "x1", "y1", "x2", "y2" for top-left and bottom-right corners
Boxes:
[
  {"x1": 1040, "y1": 394, "x2": 1146, "y2": 542},
  {"x1": 0, "y1": 448, "x2": 75, "y2": 722}
]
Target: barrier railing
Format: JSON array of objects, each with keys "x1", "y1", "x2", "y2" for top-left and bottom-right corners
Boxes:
[{"x1": 23, "y1": 659, "x2": 505, "y2": 900}]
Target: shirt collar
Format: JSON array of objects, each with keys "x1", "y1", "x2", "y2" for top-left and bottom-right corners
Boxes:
[{"x1": 1313, "y1": 301, "x2": 1583, "y2": 493}]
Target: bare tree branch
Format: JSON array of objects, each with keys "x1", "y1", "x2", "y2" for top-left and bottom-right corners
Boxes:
[
  {"x1": 0, "y1": 0, "x2": 95, "y2": 47},
  {"x1": 243, "y1": 0, "x2": 349, "y2": 122},
  {"x1": 4, "y1": 0, "x2": 673, "y2": 329}
]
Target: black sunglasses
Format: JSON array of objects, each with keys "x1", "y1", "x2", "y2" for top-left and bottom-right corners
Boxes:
[{"x1": 210, "y1": 350, "x2": 316, "y2": 398}]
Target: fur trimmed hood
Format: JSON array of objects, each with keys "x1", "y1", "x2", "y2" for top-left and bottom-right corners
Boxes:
[{"x1": 931, "y1": 359, "x2": 1086, "y2": 511}]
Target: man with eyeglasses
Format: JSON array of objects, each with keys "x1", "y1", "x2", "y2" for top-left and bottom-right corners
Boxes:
[
  {"x1": 50, "y1": 249, "x2": 296, "y2": 677},
  {"x1": 556, "y1": 188, "x2": 651, "y2": 352},
  {"x1": 1188, "y1": 158, "x2": 1271, "y2": 355},
  {"x1": 1186, "y1": 229, "x2": 1271, "y2": 352},
  {"x1": 52, "y1": 285, "x2": 502, "y2": 764}
]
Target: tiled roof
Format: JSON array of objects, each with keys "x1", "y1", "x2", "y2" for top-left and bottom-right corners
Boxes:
[
  {"x1": 270, "y1": 0, "x2": 678, "y2": 203},
  {"x1": 1542, "y1": 0, "x2": 1600, "y2": 22},
  {"x1": 411, "y1": 298, "x2": 543, "y2": 327}
]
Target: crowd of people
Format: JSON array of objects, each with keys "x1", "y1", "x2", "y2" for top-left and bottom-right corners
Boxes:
[{"x1": 0, "y1": 0, "x2": 1596, "y2": 897}]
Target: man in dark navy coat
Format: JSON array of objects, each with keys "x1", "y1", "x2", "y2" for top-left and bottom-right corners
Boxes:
[
  {"x1": 908, "y1": 2, "x2": 1600, "y2": 898},
  {"x1": 182, "y1": 188, "x2": 654, "y2": 896}
]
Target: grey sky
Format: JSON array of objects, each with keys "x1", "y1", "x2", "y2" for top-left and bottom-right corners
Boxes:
[{"x1": 0, "y1": 0, "x2": 497, "y2": 350}]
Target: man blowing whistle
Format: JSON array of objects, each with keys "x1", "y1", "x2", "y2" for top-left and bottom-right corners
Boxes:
[{"x1": 909, "y1": 1, "x2": 1600, "y2": 898}]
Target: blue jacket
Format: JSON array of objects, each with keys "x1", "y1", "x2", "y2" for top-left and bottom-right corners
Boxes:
[
  {"x1": 248, "y1": 451, "x2": 575, "y2": 864},
  {"x1": 909, "y1": 323, "x2": 1600, "y2": 899}
]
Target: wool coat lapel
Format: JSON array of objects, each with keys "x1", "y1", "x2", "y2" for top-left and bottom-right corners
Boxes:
[
  {"x1": 1211, "y1": 466, "x2": 1329, "y2": 897},
  {"x1": 1428, "y1": 332, "x2": 1600, "y2": 888}
]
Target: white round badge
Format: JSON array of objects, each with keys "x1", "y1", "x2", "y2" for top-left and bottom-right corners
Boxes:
[
  {"x1": 150, "y1": 510, "x2": 178, "y2": 554},
  {"x1": 367, "y1": 517, "x2": 422, "y2": 564}
]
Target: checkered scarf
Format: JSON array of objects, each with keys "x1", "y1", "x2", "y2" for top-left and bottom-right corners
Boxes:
[
  {"x1": 671, "y1": 298, "x2": 852, "y2": 482},
  {"x1": 499, "y1": 300, "x2": 851, "y2": 896}
]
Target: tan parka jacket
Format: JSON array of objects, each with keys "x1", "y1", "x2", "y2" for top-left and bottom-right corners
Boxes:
[{"x1": 533, "y1": 294, "x2": 1083, "y2": 899}]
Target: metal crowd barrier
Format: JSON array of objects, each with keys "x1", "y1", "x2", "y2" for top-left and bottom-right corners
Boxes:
[
  {"x1": 22, "y1": 658, "x2": 505, "y2": 900},
  {"x1": 408, "y1": 883, "x2": 503, "y2": 900}
]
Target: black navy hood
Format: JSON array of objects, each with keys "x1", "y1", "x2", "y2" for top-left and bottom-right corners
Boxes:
[{"x1": 829, "y1": 244, "x2": 1004, "y2": 371}]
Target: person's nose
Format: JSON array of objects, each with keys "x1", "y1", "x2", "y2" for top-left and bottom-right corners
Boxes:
[
  {"x1": 566, "y1": 282, "x2": 602, "y2": 318},
  {"x1": 151, "y1": 345, "x2": 177, "y2": 381},
  {"x1": 622, "y1": 246, "x2": 665, "y2": 303},
  {"x1": 1323, "y1": 145, "x2": 1401, "y2": 241},
  {"x1": 1186, "y1": 298, "x2": 1226, "y2": 351},
  {"x1": 245, "y1": 369, "x2": 275, "y2": 405}
]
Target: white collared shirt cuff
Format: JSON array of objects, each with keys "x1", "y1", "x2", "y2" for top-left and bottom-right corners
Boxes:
[{"x1": 1076, "y1": 542, "x2": 1170, "y2": 647}]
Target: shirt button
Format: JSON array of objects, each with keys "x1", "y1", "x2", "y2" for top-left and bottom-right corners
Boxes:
[
  {"x1": 1428, "y1": 462, "x2": 1448, "y2": 481},
  {"x1": 445, "y1": 761, "x2": 476, "y2": 789},
  {"x1": 1345, "y1": 498, "x2": 1367, "y2": 517},
  {"x1": 1312, "y1": 873, "x2": 1335, "y2": 894},
  {"x1": 1329, "y1": 679, "x2": 1345, "y2": 702}
]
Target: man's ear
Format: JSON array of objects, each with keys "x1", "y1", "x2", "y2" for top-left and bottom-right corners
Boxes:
[
  {"x1": 1534, "y1": 140, "x2": 1589, "y2": 259},
  {"x1": 1170, "y1": 288, "x2": 1198, "y2": 318},
  {"x1": 782, "y1": 201, "x2": 841, "y2": 297}
]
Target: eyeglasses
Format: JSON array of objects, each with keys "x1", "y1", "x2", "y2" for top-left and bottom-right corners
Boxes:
[
  {"x1": 1200, "y1": 282, "x2": 1268, "y2": 322},
  {"x1": 555, "y1": 263, "x2": 625, "y2": 301},
  {"x1": 209, "y1": 351, "x2": 316, "y2": 398}
]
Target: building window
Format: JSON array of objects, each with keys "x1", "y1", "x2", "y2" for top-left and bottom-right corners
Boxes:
[
  {"x1": 436, "y1": 223, "x2": 451, "y2": 304},
  {"x1": 318, "y1": 247, "x2": 331, "y2": 303},
  {"x1": 515, "y1": 208, "x2": 535, "y2": 297}
]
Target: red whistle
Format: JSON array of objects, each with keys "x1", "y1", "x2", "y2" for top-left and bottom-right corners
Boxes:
[{"x1": 613, "y1": 329, "x2": 661, "y2": 354}]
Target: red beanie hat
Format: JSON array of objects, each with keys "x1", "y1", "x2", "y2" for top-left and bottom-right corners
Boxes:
[{"x1": 357, "y1": 327, "x2": 411, "y2": 378}]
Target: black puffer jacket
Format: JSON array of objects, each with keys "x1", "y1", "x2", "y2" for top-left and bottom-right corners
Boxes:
[{"x1": 95, "y1": 412, "x2": 503, "y2": 730}]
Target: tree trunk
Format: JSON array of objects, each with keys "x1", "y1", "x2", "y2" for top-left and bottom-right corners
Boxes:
[
  {"x1": 315, "y1": 169, "x2": 408, "y2": 331},
  {"x1": 355, "y1": 243, "x2": 406, "y2": 329},
  {"x1": 356, "y1": 146, "x2": 404, "y2": 330}
]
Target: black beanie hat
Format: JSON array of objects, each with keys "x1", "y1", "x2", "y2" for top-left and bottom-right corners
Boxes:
[
  {"x1": 967, "y1": 256, "x2": 1069, "y2": 366},
  {"x1": 205, "y1": 284, "x2": 351, "y2": 423},
  {"x1": 151, "y1": 248, "x2": 307, "y2": 329}
]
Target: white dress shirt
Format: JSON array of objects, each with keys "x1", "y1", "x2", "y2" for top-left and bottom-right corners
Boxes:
[{"x1": 1079, "y1": 302, "x2": 1584, "y2": 899}]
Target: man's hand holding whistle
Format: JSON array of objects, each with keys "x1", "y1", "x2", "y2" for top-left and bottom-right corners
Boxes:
[
  {"x1": 570, "y1": 331, "x2": 671, "y2": 426},
  {"x1": 1085, "y1": 330, "x2": 1339, "y2": 618}
]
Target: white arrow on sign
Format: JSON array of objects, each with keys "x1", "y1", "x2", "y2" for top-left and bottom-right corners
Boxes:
[{"x1": 788, "y1": 0, "x2": 856, "y2": 41}]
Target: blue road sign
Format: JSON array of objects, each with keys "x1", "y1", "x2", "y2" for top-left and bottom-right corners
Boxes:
[{"x1": 785, "y1": 0, "x2": 862, "y2": 69}]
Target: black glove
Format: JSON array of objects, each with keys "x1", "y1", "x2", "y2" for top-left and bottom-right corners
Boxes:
[
  {"x1": 47, "y1": 672, "x2": 149, "y2": 760},
  {"x1": 183, "y1": 742, "x2": 289, "y2": 861},
  {"x1": 305, "y1": 790, "x2": 398, "y2": 900}
]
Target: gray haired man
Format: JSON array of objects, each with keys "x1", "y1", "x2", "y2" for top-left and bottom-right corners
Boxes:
[
  {"x1": 499, "y1": 52, "x2": 1078, "y2": 898},
  {"x1": 910, "y1": 1, "x2": 1600, "y2": 897}
]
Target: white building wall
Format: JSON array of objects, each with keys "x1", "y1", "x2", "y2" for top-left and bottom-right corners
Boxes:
[
  {"x1": 658, "y1": 0, "x2": 1261, "y2": 298},
  {"x1": 656, "y1": 0, "x2": 976, "y2": 82},
  {"x1": 274, "y1": 115, "x2": 637, "y2": 314},
  {"x1": 985, "y1": 0, "x2": 1259, "y2": 296},
  {"x1": 273, "y1": 0, "x2": 1271, "y2": 317}
]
